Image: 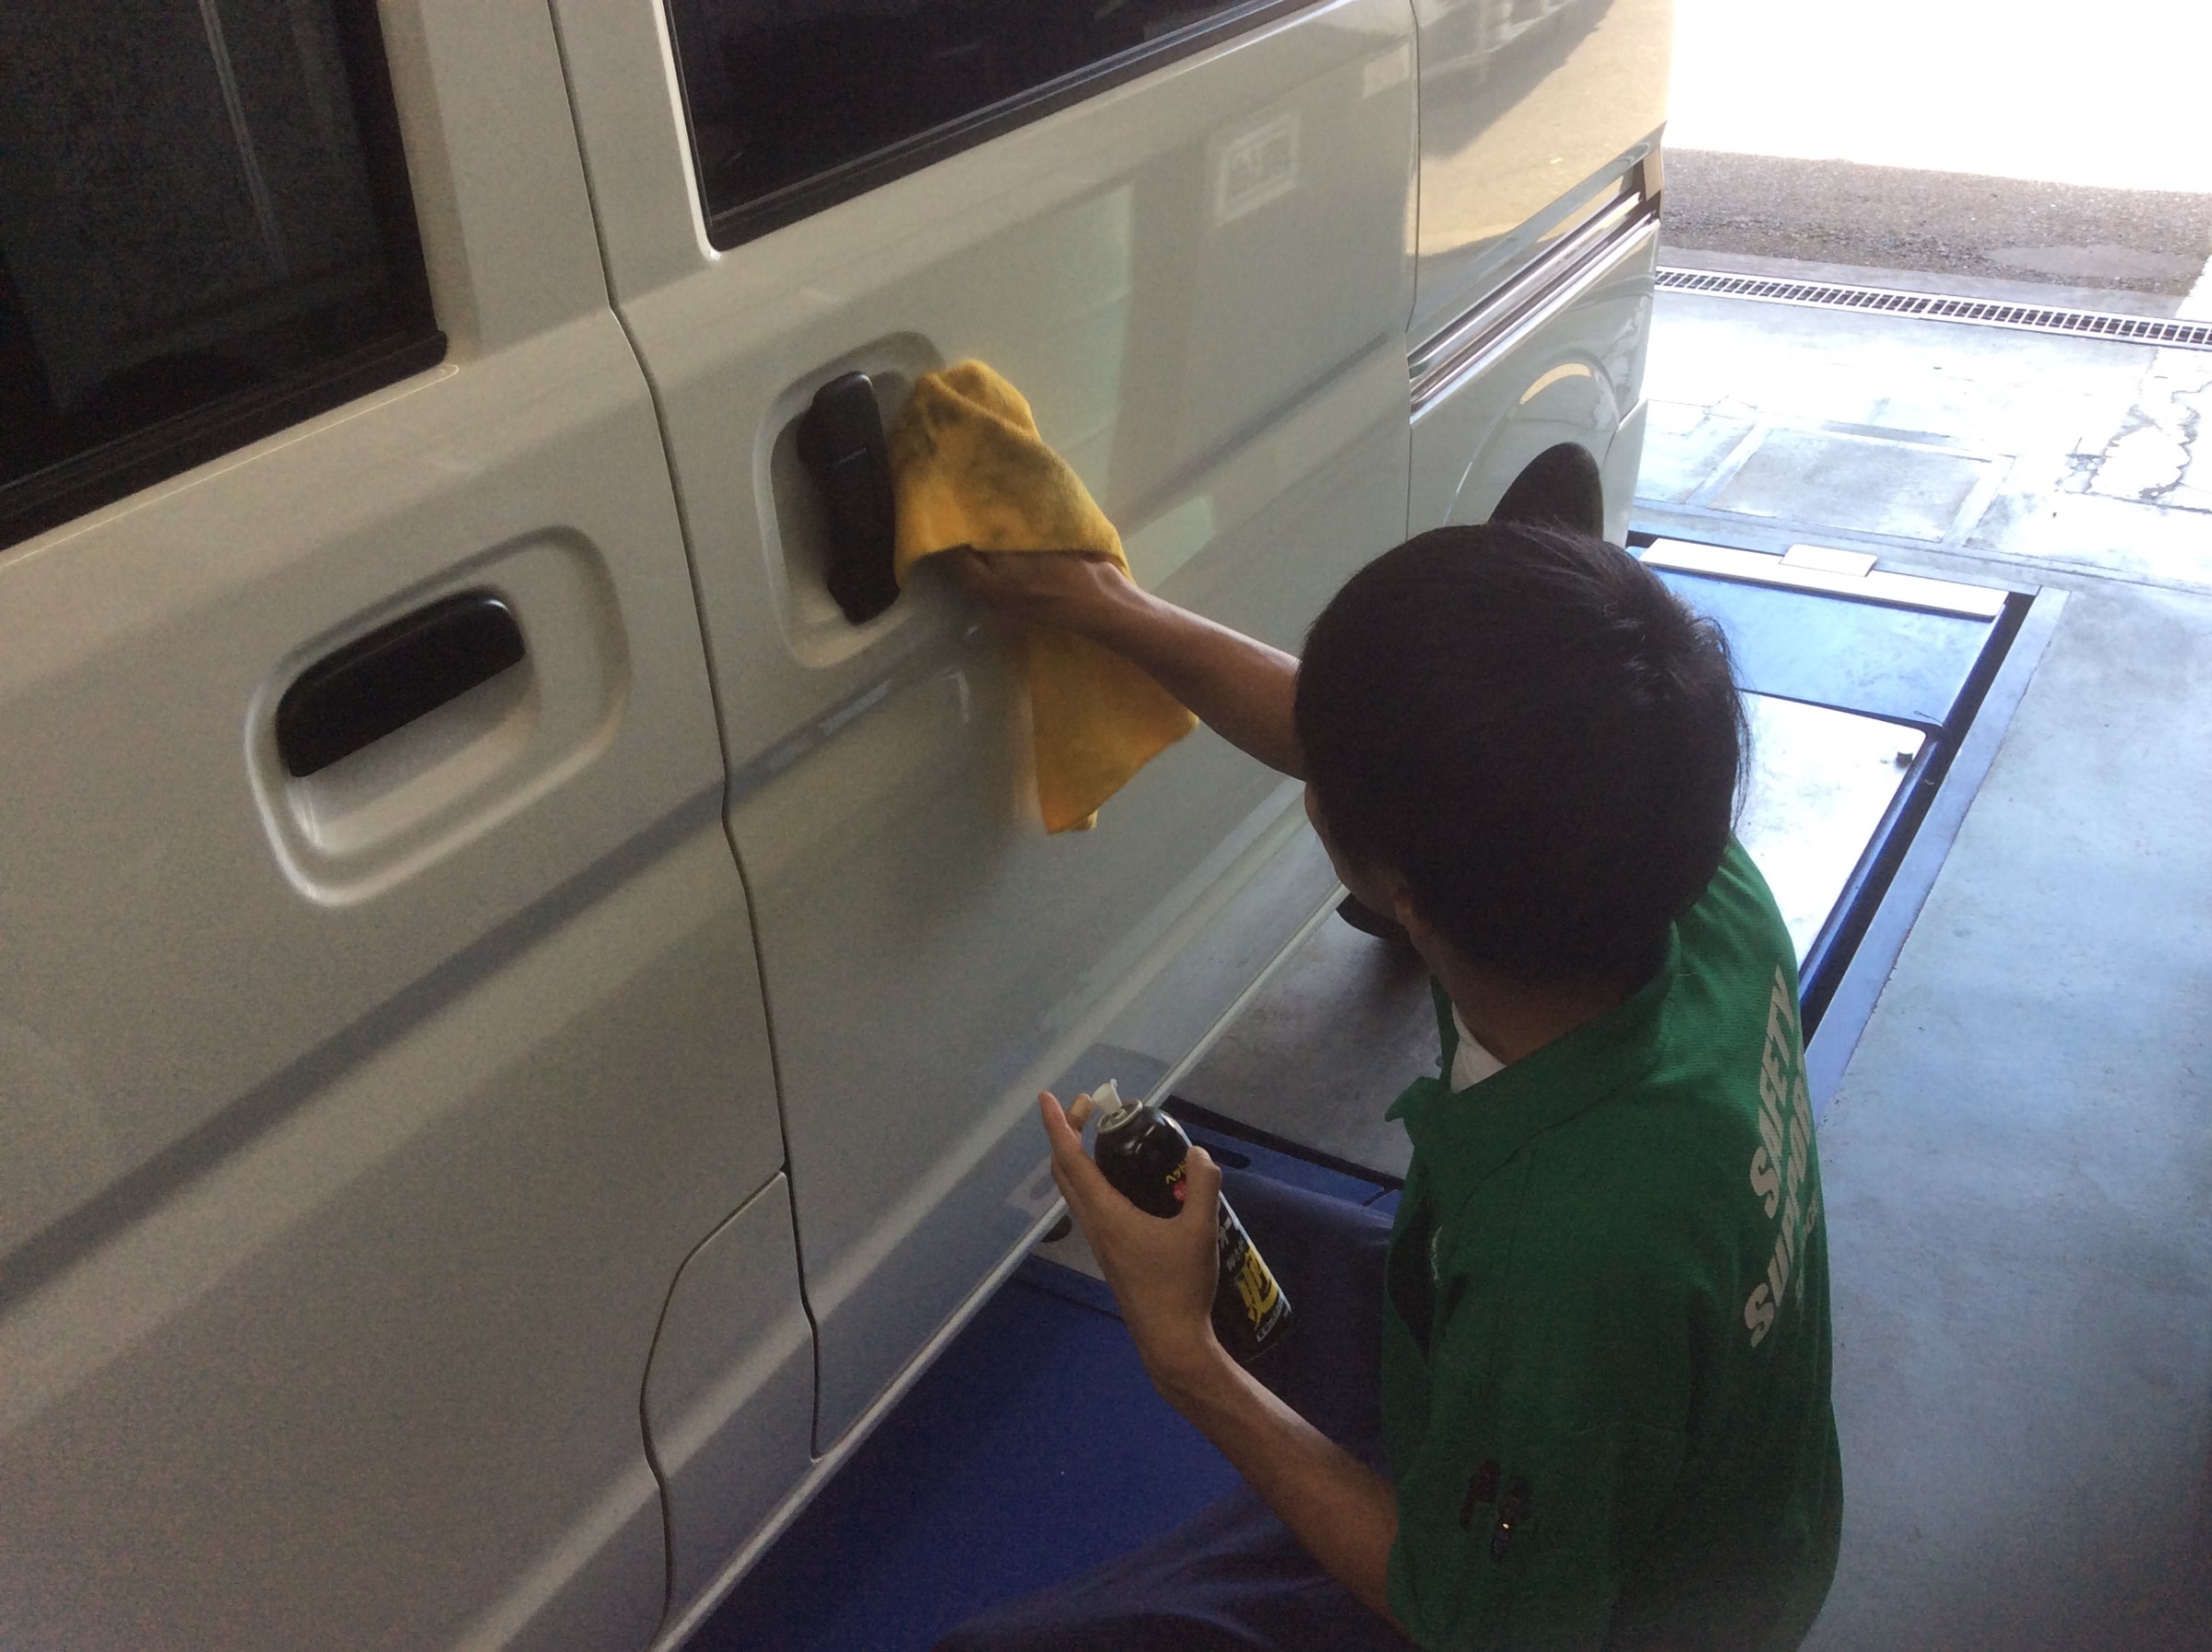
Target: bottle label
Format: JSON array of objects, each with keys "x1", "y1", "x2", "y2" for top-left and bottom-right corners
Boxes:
[
  {"x1": 1232, "y1": 1245, "x2": 1280, "y2": 1325},
  {"x1": 1095, "y1": 1103, "x2": 1289, "y2": 1358},
  {"x1": 1215, "y1": 1210, "x2": 1284, "y2": 1333}
]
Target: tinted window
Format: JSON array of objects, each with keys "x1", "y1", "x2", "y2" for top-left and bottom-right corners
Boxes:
[
  {"x1": 669, "y1": 0, "x2": 1302, "y2": 246},
  {"x1": 0, "y1": 0, "x2": 441, "y2": 548}
]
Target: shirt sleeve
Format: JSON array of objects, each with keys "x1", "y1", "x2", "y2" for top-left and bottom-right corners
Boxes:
[{"x1": 1385, "y1": 1239, "x2": 1690, "y2": 1649}]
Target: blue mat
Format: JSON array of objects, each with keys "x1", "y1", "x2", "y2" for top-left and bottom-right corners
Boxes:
[{"x1": 687, "y1": 1120, "x2": 1395, "y2": 1652}]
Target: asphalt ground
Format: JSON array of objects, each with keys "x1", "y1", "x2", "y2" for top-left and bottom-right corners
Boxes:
[
  {"x1": 1667, "y1": 0, "x2": 2212, "y2": 198},
  {"x1": 1659, "y1": 151, "x2": 2212, "y2": 302},
  {"x1": 1662, "y1": 0, "x2": 2212, "y2": 304}
]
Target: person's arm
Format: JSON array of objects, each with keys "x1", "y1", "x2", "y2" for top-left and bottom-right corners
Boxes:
[
  {"x1": 1038, "y1": 1094, "x2": 1404, "y2": 1628},
  {"x1": 938, "y1": 550, "x2": 1304, "y2": 778},
  {"x1": 1155, "y1": 1336, "x2": 1404, "y2": 1624}
]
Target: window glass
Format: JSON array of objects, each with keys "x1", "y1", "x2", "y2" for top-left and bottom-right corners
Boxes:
[
  {"x1": 0, "y1": 0, "x2": 440, "y2": 546},
  {"x1": 668, "y1": 0, "x2": 1288, "y2": 244}
]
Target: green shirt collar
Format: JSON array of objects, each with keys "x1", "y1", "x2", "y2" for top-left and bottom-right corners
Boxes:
[{"x1": 1385, "y1": 927, "x2": 1680, "y2": 1189}]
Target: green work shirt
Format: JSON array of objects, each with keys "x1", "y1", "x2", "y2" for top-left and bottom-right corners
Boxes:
[{"x1": 1381, "y1": 841, "x2": 1843, "y2": 1650}]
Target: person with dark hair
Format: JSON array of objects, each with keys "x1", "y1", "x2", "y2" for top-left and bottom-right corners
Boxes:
[{"x1": 934, "y1": 523, "x2": 1842, "y2": 1652}]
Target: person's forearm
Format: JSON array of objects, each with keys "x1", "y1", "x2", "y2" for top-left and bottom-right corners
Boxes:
[
  {"x1": 1084, "y1": 583, "x2": 1304, "y2": 779},
  {"x1": 1156, "y1": 1343, "x2": 1404, "y2": 1628}
]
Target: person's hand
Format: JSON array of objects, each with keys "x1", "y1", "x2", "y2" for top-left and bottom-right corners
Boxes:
[
  {"x1": 1038, "y1": 1091, "x2": 1226, "y2": 1394},
  {"x1": 937, "y1": 548, "x2": 1139, "y2": 637}
]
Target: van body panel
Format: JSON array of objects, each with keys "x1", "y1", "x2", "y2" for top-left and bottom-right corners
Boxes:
[
  {"x1": 1411, "y1": 225, "x2": 1657, "y2": 531},
  {"x1": 551, "y1": 0, "x2": 1419, "y2": 1453},
  {"x1": 1602, "y1": 398, "x2": 1654, "y2": 545},
  {"x1": 1, "y1": 0, "x2": 1672, "y2": 1638},
  {"x1": 0, "y1": 6, "x2": 788, "y2": 1646},
  {"x1": 1090, "y1": 791, "x2": 1346, "y2": 1102},
  {"x1": 0, "y1": 818, "x2": 780, "y2": 1651},
  {"x1": 642, "y1": 1174, "x2": 816, "y2": 1612},
  {"x1": 1409, "y1": 0, "x2": 1673, "y2": 341}
]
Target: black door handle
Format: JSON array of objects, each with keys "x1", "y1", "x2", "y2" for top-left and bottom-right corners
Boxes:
[
  {"x1": 796, "y1": 373, "x2": 901, "y2": 625},
  {"x1": 276, "y1": 591, "x2": 526, "y2": 777}
]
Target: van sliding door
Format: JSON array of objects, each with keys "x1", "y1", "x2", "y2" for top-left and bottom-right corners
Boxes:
[{"x1": 549, "y1": 0, "x2": 1418, "y2": 1472}]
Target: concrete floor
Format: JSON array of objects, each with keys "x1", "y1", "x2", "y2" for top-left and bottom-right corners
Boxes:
[
  {"x1": 1663, "y1": 0, "x2": 2212, "y2": 300},
  {"x1": 1661, "y1": 152, "x2": 2212, "y2": 298},
  {"x1": 1181, "y1": 280, "x2": 2212, "y2": 1645},
  {"x1": 1667, "y1": 0, "x2": 2212, "y2": 196}
]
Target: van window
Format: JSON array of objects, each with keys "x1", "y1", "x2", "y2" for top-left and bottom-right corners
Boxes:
[
  {"x1": 669, "y1": 0, "x2": 1307, "y2": 247},
  {"x1": 0, "y1": 0, "x2": 441, "y2": 549}
]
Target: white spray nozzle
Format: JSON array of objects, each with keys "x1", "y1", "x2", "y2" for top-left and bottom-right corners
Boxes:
[{"x1": 1086, "y1": 1080, "x2": 1132, "y2": 1130}]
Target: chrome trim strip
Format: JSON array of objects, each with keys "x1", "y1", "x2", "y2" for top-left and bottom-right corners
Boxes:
[
  {"x1": 1408, "y1": 183, "x2": 1640, "y2": 378},
  {"x1": 1410, "y1": 190, "x2": 1661, "y2": 417}
]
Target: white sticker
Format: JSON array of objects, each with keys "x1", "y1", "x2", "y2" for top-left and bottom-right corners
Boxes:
[
  {"x1": 1363, "y1": 41, "x2": 1413, "y2": 98},
  {"x1": 1215, "y1": 111, "x2": 1301, "y2": 224}
]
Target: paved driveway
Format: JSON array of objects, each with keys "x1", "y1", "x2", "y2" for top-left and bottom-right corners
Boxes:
[{"x1": 1663, "y1": 0, "x2": 2212, "y2": 298}]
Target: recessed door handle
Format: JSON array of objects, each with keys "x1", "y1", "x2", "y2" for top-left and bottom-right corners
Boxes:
[
  {"x1": 276, "y1": 591, "x2": 526, "y2": 777},
  {"x1": 796, "y1": 373, "x2": 901, "y2": 625}
]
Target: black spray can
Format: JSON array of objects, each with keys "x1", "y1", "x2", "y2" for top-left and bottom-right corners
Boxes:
[{"x1": 1087, "y1": 1081, "x2": 1291, "y2": 1363}]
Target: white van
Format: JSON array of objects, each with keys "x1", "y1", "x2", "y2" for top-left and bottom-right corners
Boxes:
[{"x1": 0, "y1": 1, "x2": 1668, "y2": 1646}]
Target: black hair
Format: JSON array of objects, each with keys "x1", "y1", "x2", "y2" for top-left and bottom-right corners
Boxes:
[{"x1": 1294, "y1": 522, "x2": 1746, "y2": 985}]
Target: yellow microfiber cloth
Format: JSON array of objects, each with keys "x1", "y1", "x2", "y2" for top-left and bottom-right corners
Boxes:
[{"x1": 889, "y1": 361, "x2": 1198, "y2": 833}]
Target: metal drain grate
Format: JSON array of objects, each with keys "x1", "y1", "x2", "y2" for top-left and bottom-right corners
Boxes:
[{"x1": 1656, "y1": 268, "x2": 2212, "y2": 351}]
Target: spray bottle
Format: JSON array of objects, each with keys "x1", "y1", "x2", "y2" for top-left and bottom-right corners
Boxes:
[{"x1": 1086, "y1": 1081, "x2": 1292, "y2": 1364}]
